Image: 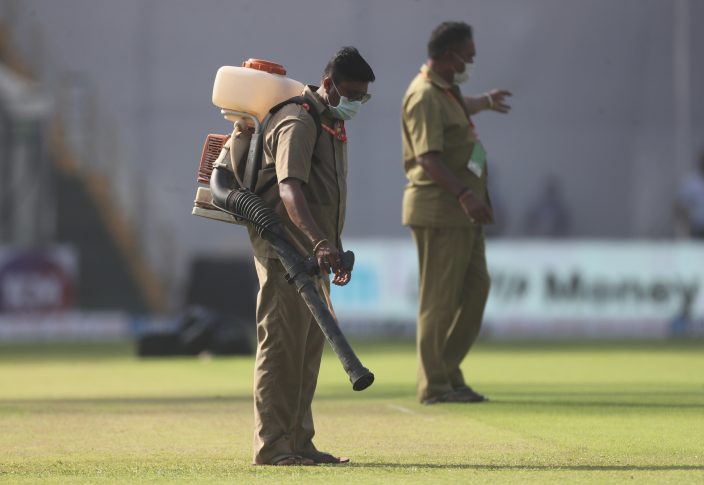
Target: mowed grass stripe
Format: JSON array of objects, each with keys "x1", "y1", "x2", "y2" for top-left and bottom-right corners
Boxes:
[{"x1": 0, "y1": 341, "x2": 702, "y2": 484}]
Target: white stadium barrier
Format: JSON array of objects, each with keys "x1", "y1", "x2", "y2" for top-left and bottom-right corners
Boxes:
[
  {"x1": 2, "y1": 242, "x2": 703, "y2": 341},
  {"x1": 330, "y1": 240, "x2": 704, "y2": 339}
]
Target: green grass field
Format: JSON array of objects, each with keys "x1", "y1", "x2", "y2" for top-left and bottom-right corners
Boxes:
[{"x1": 0, "y1": 340, "x2": 703, "y2": 484}]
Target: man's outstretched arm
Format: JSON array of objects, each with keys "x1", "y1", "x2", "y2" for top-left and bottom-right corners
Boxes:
[{"x1": 463, "y1": 89, "x2": 512, "y2": 115}]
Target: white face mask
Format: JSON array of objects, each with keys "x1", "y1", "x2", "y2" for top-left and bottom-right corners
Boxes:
[
  {"x1": 452, "y1": 52, "x2": 474, "y2": 85},
  {"x1": 453, "y1": 62, "x2": 474, "y2": 84},
  {"x1": 328, "y1": 80, "x2": 362, "y2": 120},
  {"x1": 329, "y1": 96, "x2": 362, "y2": 121}
]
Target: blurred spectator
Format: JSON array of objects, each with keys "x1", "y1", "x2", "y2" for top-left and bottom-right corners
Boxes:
[
  {"x1": 674, "y1": 152, "x2": 704, "y2": 239},
  {"x1": 524, "y1": 175, "x2": 571, "y2": 237},
  {"x1": 668, "y1": 291, "x2": 695, "y2": 338}
]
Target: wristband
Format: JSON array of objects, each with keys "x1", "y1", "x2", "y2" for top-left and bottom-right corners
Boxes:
[
  {"x1": 312, "y1": 238, "x2": 329, "y2": 254},
  {"x1": 484, "y1": 93, "x2": 494, "y2": 109}
]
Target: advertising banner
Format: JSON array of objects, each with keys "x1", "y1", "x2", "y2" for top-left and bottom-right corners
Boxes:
[
  {"x1": 0, "y1": 246, "x2": 77, "y2": 313},
  {"x1": 330, "y1": 240, "x2": 704, "y2": 338}
]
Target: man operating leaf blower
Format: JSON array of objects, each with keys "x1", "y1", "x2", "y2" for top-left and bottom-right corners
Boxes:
[{"x1": 192, "y1": 47, "x2": 375, "y2": 466}]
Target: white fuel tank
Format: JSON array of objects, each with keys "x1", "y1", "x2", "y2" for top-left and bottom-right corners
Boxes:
[{"x1": 212, "y1": 59, "x2": 304, "y2": 123}]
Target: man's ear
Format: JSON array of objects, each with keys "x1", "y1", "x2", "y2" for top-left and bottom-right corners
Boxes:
[{"x1": 322, "y1": 76, "x2": 332, "y2": 91}]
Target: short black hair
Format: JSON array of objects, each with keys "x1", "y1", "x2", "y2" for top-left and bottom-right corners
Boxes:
[
  {"x1": 427, "y1": 21, "x2": 473, "y2": 59},
  {"x1": 323, "y1": 46, "x2": 375, "y2": 84}
]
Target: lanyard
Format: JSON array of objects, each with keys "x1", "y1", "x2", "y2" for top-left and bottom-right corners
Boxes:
[
  {"x1": 422, "y1": 67, "x2": 476, "y2": 130},
  {"x1": 444, "y1": 88, "x2": 475, "y2": 128},
  {"x1": 321, "y1": 120, "x2": 347, "y2": 142}
]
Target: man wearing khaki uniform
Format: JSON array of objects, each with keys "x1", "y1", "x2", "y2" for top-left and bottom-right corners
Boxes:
[
  {"x1": 247, "y1": 47, "x2": 375, "y2": 465},
  {"x1": 401, "y1": 22, "x2": 511, "y2": 404}
]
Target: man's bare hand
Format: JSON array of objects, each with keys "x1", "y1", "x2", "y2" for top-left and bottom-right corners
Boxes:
[
  {"x1": 487, "y1": 89, "x2": 512, "y2": 114},
  {"x1": 314, "y1": 240, "x2": 342, "y2": 276},
  {"x1": 459, "y1": 189, "x2": 493, "y2": 224},
  {"x1": 332, "y1": 269, "x2": 351, "y2": 286}
]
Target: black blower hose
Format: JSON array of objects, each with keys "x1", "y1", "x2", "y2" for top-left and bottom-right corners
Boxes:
[
  {"x1": 226, "y1": 189, "x2": 280, "y2": 237},
  {"x1": 208, "y1": 165, "x2": 374, "y2": 391},
  {"x1": 210, "y1": 165, "x2": 237, "y2": 209},
  {"x1": 210, "y1": 166, "x2": 278, "y2": 235}
]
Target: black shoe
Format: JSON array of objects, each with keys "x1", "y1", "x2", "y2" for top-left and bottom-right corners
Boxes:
[
  {"x1": 454, "y1": 385, "x2": 489, "y2": 402},
  {"x1": 421, "y1": 390, "x2": 475, "y2": 405}
]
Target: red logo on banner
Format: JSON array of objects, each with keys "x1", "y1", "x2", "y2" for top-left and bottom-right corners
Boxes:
[{"x1": 0, "y1": 252, "x2": 75, "y2": 313}]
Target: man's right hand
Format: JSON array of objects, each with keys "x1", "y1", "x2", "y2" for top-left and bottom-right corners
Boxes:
[
  {"x1": 458, "y1": 189, "x2": 493, "y2": 224},
  {"x1": 314, "y1": 240, "x2": 343, "y2": 275}
]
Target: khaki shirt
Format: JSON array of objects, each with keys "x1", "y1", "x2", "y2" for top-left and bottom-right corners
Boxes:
[
  {"x1": 248, "y1": 85, "x2": 348, "y2": 258},
  {"x1": 401, "y1": 64, "x2": 491, "y2": 227}
]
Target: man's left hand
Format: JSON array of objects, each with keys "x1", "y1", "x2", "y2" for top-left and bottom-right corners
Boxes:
[
  {"x1": 487, "y1": 89, "x2": 512, "y2": 114},
  {"x1": 332, "y1": 269, "x2": 352, "y2": 286}
]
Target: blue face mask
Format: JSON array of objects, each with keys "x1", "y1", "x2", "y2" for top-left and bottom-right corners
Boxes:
[{"x1": 328, "y1": 80, "x2": 363, "y2": 120}]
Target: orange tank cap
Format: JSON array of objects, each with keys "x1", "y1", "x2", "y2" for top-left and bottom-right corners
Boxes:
[{"x1": 241, "y1": 59, "x2": 287, "y2": 75}]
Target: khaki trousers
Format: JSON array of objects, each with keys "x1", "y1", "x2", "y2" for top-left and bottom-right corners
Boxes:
[
  {"x1": 411, "y1": 225, "x2": 490, "y2": 402},
  {"x1": 252, "y1": 256, "x2": 326, "y2": 464}
]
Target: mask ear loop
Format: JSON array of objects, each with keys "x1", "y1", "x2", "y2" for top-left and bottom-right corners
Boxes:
[
  {"x1": 451, "y1": 51, "x2": 466, "y2": 71},
  {"x1": 329, "y1": 79, "x2": 342, "y2": 106}
]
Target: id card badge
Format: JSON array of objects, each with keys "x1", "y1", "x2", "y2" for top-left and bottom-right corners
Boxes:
[{"x1": 467, "y1": 141, "x2": 487, "y2": 178}]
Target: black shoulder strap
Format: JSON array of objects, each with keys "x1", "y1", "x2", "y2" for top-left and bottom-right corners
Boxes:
[
  {"x1": 268, "y1": 95, "x2": 322, "y2": 140},
  {"x1": 255, "y1": 96, "x2": 323, "y2": 195}
]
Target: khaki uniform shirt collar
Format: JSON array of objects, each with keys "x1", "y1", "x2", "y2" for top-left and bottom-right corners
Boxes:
[
  {"x1": 421, "y1": 64, "x2": 452, "y2": 90},
  {"x1": 303, "y1": 85, "x2": 329, "y2": 115}
]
